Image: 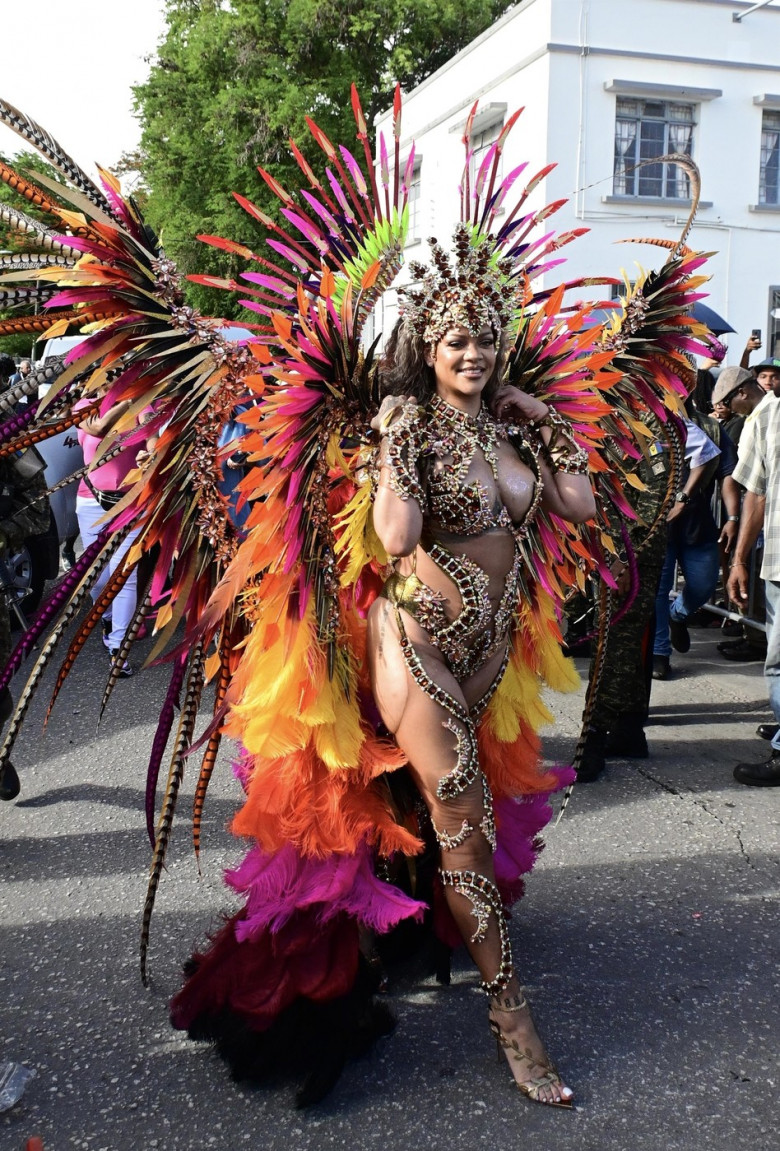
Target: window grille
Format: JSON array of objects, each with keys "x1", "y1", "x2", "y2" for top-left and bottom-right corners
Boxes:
[{"x1": 759, "y1": 109, "x2": 780, "y2": 205}]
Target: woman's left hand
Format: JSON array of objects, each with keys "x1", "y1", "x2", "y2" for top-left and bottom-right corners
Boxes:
[{"x1": 492, "y1": 385, "x2": 549, "y2": 425}]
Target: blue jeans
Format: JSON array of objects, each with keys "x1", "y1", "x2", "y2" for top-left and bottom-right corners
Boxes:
[
  {"x1": 764, "y1": 580, "x2": 780, "y2": 752},
  {"x1": 654, "y1": 539, "x2": 720, "y2": 657}
]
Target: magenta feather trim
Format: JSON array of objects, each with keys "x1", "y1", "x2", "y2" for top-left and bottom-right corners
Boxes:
[
  {"x1": 493, "y1": 768, "x2": 574, "y2": 906},
  {"x1": 326, "y1": 169, "x2": 353, "y2": 216},
  {"x1": 228, "y1": 842, "x2": 427, "y2": 941}
]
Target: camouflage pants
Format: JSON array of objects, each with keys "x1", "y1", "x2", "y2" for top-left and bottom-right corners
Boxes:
[{"x1": 588, "y1": 528, "x2": 667, "y2": 730}]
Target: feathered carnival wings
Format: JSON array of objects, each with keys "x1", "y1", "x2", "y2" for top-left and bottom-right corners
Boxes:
[{"x1": 0, "y1": 87, "x2": 714, "y2": 983}]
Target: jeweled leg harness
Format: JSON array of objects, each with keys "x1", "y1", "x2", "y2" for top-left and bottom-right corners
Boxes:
[{"x1": 390, "y1": 602, "x2": 513, "y2": 996}]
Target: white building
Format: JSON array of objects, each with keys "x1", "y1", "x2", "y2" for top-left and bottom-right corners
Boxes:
[{"x1": 374, "y1": 0, "x2": 780, "y2": 363}]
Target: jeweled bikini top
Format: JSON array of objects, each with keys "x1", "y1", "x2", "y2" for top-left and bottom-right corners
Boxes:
[{"x1": 425, "y1": 394, "x2": 514, "y2": 536}]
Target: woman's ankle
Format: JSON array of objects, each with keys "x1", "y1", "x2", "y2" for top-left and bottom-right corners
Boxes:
[{"x1": 489, "y1": 977, "x2": 528, "y2": 1014}]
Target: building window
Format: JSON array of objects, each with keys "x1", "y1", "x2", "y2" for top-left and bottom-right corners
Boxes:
[
  {"x1": 770, "y1": 287, "x2": 780, "y2": 358},
  {"x1": 759, "y1": 110, "x2": 780, "y2": 205},
  {"x1": 407, "y1": 165, "x2": 421, "y2": 242},
  {"x1": 613, "y1": 98, "x2": 694, "y2": 199}
]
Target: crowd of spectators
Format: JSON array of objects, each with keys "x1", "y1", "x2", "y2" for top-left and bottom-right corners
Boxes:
[{"x1": 575, "y1": 332, "x2": 780, "y2": 788}]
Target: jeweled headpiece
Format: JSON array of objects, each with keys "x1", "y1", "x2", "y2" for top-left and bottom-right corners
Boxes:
[{"x1": 399, "y1": 223, "x2": 519, "y2": 347}]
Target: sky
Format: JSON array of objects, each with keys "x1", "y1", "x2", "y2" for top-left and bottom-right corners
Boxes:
[{"x1": 0, "y1": 0, "x2": 168, "y2": 179}]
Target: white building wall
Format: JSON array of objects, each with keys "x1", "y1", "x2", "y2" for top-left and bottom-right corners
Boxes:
[{"x1": 376, "y1": 0, "x2": 780, "y2": 363}]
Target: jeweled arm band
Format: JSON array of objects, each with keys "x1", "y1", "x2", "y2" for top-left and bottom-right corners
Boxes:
[
  {"x1": 533, "y1": 405, "x2": 589, "y2": 475},
  {"x1": 373, "y1": 400, "x2": 425, "y2": 506}
]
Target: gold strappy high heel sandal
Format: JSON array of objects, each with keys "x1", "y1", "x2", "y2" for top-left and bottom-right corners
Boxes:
[{"x1": 489, "y1": 992, "x2": 574, "y2": 1109}]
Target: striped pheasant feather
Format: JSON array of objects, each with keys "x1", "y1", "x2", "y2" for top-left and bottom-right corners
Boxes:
[{"x1": 140, "y1": 643, "x2": 206, "y2": 986}]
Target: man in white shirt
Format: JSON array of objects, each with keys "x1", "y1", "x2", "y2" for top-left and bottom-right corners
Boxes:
[{"x1": 728, "y1": 398, "x2": 780, "y2": 785}]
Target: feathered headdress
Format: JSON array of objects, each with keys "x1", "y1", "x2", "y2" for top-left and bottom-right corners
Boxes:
[{"x1": 400, "y1": 223, "x2": 522, "y2": 344}]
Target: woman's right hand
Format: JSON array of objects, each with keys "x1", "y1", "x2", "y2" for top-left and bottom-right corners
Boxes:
[{"x1": 370, "y1": 395, "x2": 414, "y2": 435}]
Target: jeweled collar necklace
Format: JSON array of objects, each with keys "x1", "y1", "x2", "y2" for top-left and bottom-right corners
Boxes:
[
  {"x1": 427, "y1": 393, "x2": 505, "y2": 439},
  {"x1": 426, "y1": 393, "x2": 506, "y2": 479}
]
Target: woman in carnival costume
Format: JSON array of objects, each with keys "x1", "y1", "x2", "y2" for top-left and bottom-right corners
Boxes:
[
  {"x1": 0, "y1": 88, "x2": 710, "y2": 1107},
  {"x1": 363, "y1": 247, "x2": 596, "y2": 1105}
]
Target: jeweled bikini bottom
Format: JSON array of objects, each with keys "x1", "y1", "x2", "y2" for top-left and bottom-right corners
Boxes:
[{"x1": 380, "y1": 541, "x2": 520, "y2": 683}]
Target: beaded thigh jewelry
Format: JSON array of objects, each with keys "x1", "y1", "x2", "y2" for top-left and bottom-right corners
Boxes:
[{"x1": 389, "y1": 601, "x2": 514, "y2": 996}]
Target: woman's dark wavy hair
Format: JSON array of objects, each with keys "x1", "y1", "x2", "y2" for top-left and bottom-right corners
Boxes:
[{"x1": 379, "y1": 318, "x2": 510, "y2": 405}]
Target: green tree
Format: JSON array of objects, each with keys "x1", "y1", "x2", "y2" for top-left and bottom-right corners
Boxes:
[{"x1": 132, "y1": 0, "x2": 515, "y2": 318}]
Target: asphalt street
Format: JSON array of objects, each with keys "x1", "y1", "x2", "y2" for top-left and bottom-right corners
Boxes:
[{"x1": 1, "y1": 618, "x2": 778, "y2": 1151}]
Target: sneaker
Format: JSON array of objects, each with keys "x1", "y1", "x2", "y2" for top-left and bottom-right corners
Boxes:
[
  {"x1": 720, "y1": 639, "x2": 766, "y2": 662},
  {"x1": 733, "y1": 751, "x2": 780, "y2": 786},
  {"x1": 109, "y1": 649, "x2": 134, "y2": 678},
  {"x1": 652, "y1": 654, "x2": 671, "y2": 680},
  {"x1": 669, "y1": 615, "x2": 690, "y2": 654},
  {"x1": 102, "y1": 619, "x2": 112, "y2": 650}
]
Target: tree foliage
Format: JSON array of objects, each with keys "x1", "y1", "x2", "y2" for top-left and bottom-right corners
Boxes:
[{"x1": 132, "y1": 0, "x2": 515, "y2": 318}]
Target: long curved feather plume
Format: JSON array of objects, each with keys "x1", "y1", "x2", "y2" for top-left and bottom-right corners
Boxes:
[
  {"x1": 144, "y1": 652, "x2": 188, "y2": 848},
  {"x1": 0, "y1": 96, "x2": 117, "y2": 218},
  {"x1": 192, "y1": 633, "x2": 232, "y2": 866},
  {"x1": 0, "y1": 532, "x2": 109, "y2": 693},
  {"x1": 141, "y1": 643, "x2": 206, "y2": 985},
  {"x1": 0, "y1": 528, "x2": 131, "y2": 771},
  {"x1": 44, "y1": 559, "x2": 136, "y2": 727},
  {"x1": 98, "y1": 590, "x2": 153, "y2": 724}
]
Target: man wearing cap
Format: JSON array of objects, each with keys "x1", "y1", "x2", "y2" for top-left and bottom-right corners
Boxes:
[
  {"x1": 727, "y1": 365, "x2": 777, "y2": 514},
  {"x1": 711, "y1": 365, "x2": 759, "y2": 412},
  {"x1": 728, "y1": 396, "x2": 780, "y2": 785},
  {"x1": 754, "y1": 356, "x2": 780, "y2": 396}
]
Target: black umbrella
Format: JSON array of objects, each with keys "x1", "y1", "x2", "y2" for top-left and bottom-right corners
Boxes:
[
  {"x1": 581, "y1": 300, "x2": 735, "y2": 335},
  {"x1": 690, "y1": 302, "x2": 735, "y2": 335}
]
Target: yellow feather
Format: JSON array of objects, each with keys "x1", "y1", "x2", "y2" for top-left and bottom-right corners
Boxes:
[
  {"x1": 326, "y1": 434, "x2": 351, "y2": 474},
  {"x1": 486, "y1": 590, "x2": 580, "y2": 740},
  {"x1": 243, "y1": 713, "x2": 307, "y2": 758},
  {"x1": 313, "y1": 689, "x2": 365, "y2": 769},
  {"x1": 227, "y1": 594, "x2": 365, "y2": 768},
  {"x1": 335, "y1": 482, "x2": 388, "y2": 586}
]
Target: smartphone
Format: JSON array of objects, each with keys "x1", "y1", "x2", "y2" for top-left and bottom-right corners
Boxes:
[{"x1": 752, "y1": 328, "x2": 762, "y2": 342}]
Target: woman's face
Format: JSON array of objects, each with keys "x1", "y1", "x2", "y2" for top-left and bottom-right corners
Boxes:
[{"x1": 425, "y1": 325, "x2": 497, "y2": 410}]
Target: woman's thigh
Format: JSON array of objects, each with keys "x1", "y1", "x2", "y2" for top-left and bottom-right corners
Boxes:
[{"x1": 368, "y1": 599, "x2": 490, "y2": 837}]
